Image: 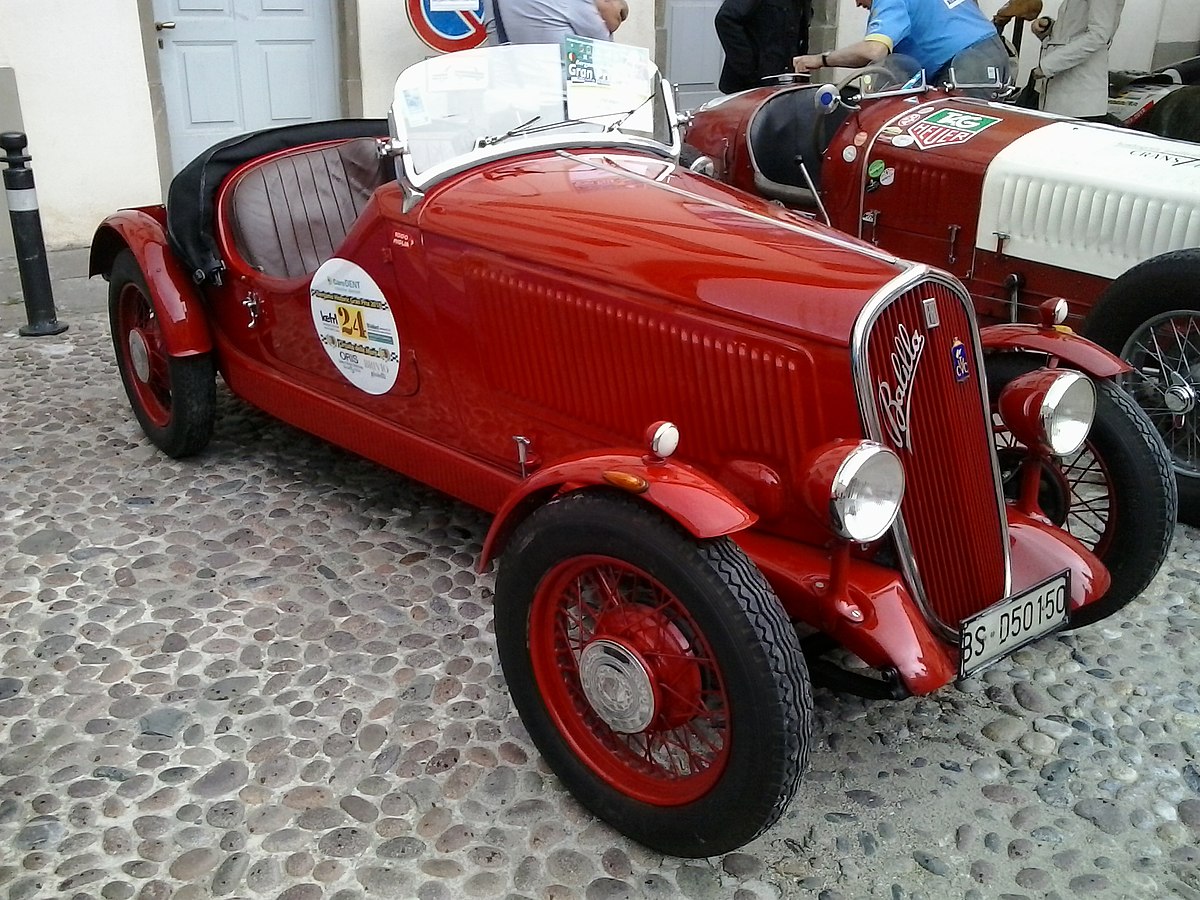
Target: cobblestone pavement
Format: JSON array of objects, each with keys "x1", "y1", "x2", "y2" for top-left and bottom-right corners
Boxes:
[{"x1": 2, "y1": 309, "x2": 1199, "y2": 900}]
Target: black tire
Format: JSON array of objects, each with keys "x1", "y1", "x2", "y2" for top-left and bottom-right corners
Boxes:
[
  {"x1": 1081, "y1": 249, "x2": 1200, "y2": 524},
  {"x1": 987, "y1": 354, "x2": 1176, "y2": 627},
  {"x1": 108, "y1": 249, "x2": 215, "y2": 458},
  {"x1": 495, "y1": 491, "x2": 811, "y2": 857}
]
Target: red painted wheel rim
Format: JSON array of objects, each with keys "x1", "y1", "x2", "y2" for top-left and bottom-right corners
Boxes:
[
  {"x1": 116, "y1": 283, "x2": 172, "y2": 428},
  {"x1": 529, "y1": 555, "x2": 730, "y2": 806}
]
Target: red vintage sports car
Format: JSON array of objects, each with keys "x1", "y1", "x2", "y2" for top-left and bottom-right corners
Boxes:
[
  {"x1": 93, "y1": 43, "x2": 1152, "y2": 857},
  {"x1": 683, "y1": 66, "x2": 1196, "y2": 538}
]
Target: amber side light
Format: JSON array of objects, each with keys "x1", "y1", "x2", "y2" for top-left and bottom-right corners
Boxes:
[{"x1": 602, "y1": 471, "x2": 650, "y2": 493}]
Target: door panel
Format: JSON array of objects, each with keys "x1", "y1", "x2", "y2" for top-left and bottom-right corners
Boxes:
[{"x1": 153, "y1": 0, "x2": 338, "y2": 171}]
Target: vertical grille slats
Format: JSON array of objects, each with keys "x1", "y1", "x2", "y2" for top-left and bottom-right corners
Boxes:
[{"x1": 860, "y1": 279, "x2": 1008, "y2": 626}]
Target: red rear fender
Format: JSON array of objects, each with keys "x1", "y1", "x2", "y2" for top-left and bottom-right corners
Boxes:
[
  {"x1": 90, "y1": 209, "x2": 213, "y2": 357},
  {"x1": 478, "y1": 451, "x2": 757, "y2": 571}
]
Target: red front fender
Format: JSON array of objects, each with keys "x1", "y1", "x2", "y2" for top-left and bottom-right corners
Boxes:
[
  {"x1": 478, "y1": 451, "x2": 757, "y2": 571},
  {"x1": 90, "y1": 208, "x2": 213, "y2": 357},
  {"x1": 980, "y1": 323, "x2": 1129, "y2": 378}
]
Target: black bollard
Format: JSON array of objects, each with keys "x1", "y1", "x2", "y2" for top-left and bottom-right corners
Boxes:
[{"x1": 2, "y1": 132, "x2": 68, "y2": 336}]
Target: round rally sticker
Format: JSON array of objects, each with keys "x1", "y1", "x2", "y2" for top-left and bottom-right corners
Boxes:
[
  {"x1": 892, "y1": 134, "x2": 916, "y2": 148},
  {"x1": 880, "y1": 167, "x2": 895, "y2": 186},
  {"x1": 842, "y1": 145, "x2": 858, "y2": 163},
  {"x1": 310, "y1": 259, "x2": 400, "y2": 395},
  {"x1": 868, "y1": 159, "x2": 886, "y2": 179}
]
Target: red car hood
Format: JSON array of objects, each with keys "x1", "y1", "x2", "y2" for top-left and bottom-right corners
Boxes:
[{"x1": 416, "y1": 150, "x2": 915, "y2": 345}]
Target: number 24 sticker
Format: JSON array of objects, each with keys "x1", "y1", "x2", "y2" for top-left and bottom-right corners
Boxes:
[{"x1": 336, "y1": 305, "x2": 367, "y2": 340}]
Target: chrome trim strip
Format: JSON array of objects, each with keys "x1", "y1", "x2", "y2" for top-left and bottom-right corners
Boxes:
[{"x1": 850, "y1": 265, "x2": 1012, "y2": 638}]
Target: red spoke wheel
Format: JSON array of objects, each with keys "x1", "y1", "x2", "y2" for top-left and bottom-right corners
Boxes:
[
  {"x1": 987, "y1": 353, "x2": 1176, "y2": 627},
  {"x1": 108, "y1": 249, "x2": 215, "y2": 458},
  {"x1": 496, "y1": 492, "x2": 811, "y2": 857}
]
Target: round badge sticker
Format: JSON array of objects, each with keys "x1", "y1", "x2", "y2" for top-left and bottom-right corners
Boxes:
[
  {"x1": 843, "y1": 145, "x2": 858, "y2": 163},
  {"x1": 868, "y1": 159, "x2": 886, "y2": 179},
  {"x1": 310, "y1": 259, "x2": 400, "y2": 395},
  {"x1": 897, "y1": 112, "x2": 922, "y2": 128},
  {"x1": 880, "y1": 167, "x2": 895, "y2": 186},
  {"x1": 892, "y1": 134, "x2": 916, "y2": 148},
  {"x1": 854, "y1": 131, "x2": 868, "y2": 147}
]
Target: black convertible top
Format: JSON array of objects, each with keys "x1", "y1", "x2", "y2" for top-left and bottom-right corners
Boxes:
[{"x1": 166, "y1": 119, "x2": 390, "y2": 285}]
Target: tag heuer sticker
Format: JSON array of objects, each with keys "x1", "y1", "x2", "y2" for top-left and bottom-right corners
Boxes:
[{"x1": 908, "y1": 109, "x2": 1001, "y2": 150}]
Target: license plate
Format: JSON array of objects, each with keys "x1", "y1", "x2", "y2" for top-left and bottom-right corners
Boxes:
[{"x1": 958, "y1": 571, "x2": 1070, "y2": 679}]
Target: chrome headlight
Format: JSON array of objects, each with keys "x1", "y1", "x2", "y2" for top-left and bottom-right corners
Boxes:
[
  {"x1": 998, "y1": 369, "x2": 1096, "y2": 456},
  {"x1": 802, "y1": 440, "x2": 905, "y2": 543}
]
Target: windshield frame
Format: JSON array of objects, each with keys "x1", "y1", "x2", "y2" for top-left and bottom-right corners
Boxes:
[{"x1": 388, "y1": 43, "x2": 681, "y2": 195}]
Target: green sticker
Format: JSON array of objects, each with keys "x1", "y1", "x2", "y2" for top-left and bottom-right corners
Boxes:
[{"x1": 868, "y1": 159, "x2": 886, "y2": 179}]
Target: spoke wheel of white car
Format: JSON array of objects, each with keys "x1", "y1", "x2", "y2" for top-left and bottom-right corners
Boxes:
[
  {"x1": 109, "y1": 249, "x2": 215, "y2": 458},
  {"x1": 1083, "y1": 249, "x2": 1200, "y2": 524},
  {"x1": 987, "y1": 354, "x2": 1176, "y2": 627},
  {"x1": 494, "y1": 491, "x2": 812, "y2": 858}
]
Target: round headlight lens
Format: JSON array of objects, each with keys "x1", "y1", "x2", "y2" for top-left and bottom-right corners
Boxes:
[
  {"x1": 1042, "y1": 371, "x2": 1095, "y2": 456},
  {"x1": 831, "y1": 444, "x2": 905, "y2": 543}
]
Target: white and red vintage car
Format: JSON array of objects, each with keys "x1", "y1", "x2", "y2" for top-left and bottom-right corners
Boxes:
[
  {"x1": 92, "y1": 45, "x2": 1169, "y2": 856},
  {"x1": 684, "y1": 65, "x2": 1197, "y2": 542}
]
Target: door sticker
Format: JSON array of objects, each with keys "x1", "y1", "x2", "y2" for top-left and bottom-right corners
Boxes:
[
  {"x1": 908, "y1": 109, "x2": 1001, "y2": 151},
  {"x1": 311, "y1": 259, "x2": 401, "y2": 395}
]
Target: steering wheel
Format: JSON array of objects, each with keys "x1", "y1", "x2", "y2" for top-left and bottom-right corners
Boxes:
[
  {"x1": 761, "y1": 72, "x2": 812, "y2": 87},
  {"x1": 833, "y1": 65, "x2": 901, "y2": 102}
]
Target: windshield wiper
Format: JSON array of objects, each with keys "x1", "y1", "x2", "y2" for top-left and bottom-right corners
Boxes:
[
  {"x1": 603, "y1": 94, "x2": 655, "y2": 132},
  {"x1": 476, "y1": 97, "x2": 658, "y2": 147},
  {"x1": 478, "y1": 115, "x2": 542, "y2": 148}
]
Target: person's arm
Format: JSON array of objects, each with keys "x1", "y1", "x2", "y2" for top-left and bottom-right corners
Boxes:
[
  {"x1": 793, "y1": 40, "x2": 889, "y2": 73},
  {"x1": 715, "y1": 0, "x2": 762, "y2": 87},
  {"x1": 1038, "y1": 0, "x2": 1123, "y2": 79},
  {"x1": 569, "y1": 0, "x2": 614, "y2": 40},
  {"x1": 795, "y1": 0, "x2": 901, "y2": 73},
  {"x1": 595, "y1": 0, "x2": 627, "y2": 34}
]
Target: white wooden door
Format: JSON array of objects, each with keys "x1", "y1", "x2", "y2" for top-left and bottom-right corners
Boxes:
[
  {"x1": 665, "y1": 0, "x2": 724, "y2": 112},
  {"x1": 153, "y1": 0, "x2": 339, "y2": 172}
]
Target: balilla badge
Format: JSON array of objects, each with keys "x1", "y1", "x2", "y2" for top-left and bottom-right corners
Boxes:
[{"x1": 878, "y1": 323, "x2": 925, "y2": 451}]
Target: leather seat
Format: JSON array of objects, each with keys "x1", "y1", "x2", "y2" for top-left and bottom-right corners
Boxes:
[{"x1": 229, "y1": 137, "x2": 391, "y2": 279}]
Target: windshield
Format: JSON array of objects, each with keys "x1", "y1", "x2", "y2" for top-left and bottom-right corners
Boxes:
[{"x1": 391, "y1": 41, "x2": 676, "y2": 183}]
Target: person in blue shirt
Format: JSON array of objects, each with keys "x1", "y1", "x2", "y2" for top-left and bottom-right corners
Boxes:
[{"x1": 793, "y1": 0, "x2": 1011, "y2": 95}]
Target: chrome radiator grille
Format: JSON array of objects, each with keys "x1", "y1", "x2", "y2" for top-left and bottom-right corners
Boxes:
[{"x1": 854, "y1": 273, "x2": 1009, "y2": 629}]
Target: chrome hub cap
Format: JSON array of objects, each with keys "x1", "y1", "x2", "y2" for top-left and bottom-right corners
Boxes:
[
  {"x1": 578, "y1": 639, "x2": 656, "y2": 734},
  {"x1": 1166, "y1": 375, "x2": 1197, "y2": 415},
  {"x1": 127, "y1": 329, "x2": 151, "y2": 384}
]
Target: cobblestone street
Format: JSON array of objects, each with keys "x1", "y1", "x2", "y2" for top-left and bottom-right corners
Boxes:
[{"x1": 1, "y1": 304, "x2": 1199, "y2": 900}]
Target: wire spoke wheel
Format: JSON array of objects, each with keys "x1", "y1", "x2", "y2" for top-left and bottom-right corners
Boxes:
[
  {"x1": 495, "y1": 492, "x2": 811, "y2": 856},
  {"x1": 531, "y1": 555, "x2": 729, "y2": 805},
  {"x1": 987, "y1": 354, "x2": 1175, "y2": 626},
  {"x1": 1119, "y1": 309, "x2": 1200, "y2": 478},
  {"x1": 107, "y1": 249, "x2": 215, "y2": 458}
]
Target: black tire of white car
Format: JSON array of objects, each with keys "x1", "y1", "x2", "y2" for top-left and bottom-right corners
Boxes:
[
  {"x1": 494, "y1": 491, "x2": 812, "y2": 858},
  {"x1": 987, "y1": 354, "x2": 1176, "y2": 628},
  {"x1": 1082, "y1": 248, "x2": 1200, "y2": 524},
  {"x1": 108, "y1": 249, "x2": 216, "y2": 458}
]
